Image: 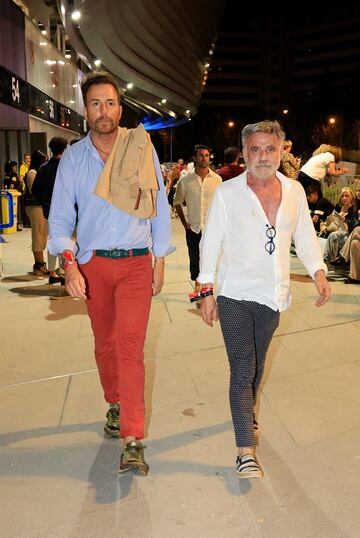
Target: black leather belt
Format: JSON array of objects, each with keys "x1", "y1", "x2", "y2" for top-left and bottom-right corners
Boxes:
[{"x1": 95, "y1": 248, "x2": 149, "y2": 259}]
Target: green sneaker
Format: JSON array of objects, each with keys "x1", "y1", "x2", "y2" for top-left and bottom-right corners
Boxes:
[
  {"x1": 104, "y1": 403, "x2": 120, "y2": 438},
  {"x1": 119, "y1": 440, "x2": 149, "y2": 476}
]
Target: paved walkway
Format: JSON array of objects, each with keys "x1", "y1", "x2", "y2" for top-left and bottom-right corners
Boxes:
[{"x1": 0, "y1": 221, "x2": 360, "y2": 538}]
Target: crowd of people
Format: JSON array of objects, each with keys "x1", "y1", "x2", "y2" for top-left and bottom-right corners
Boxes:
[{"x1": 0, "y1": 70, "x2": 357, "y2": 481}]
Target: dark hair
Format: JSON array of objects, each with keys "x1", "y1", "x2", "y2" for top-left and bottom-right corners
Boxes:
[
  {"x1": 305, "y1": 184, "x2": 319, "y2": 196},
  {"x1": 29, "y1": 150, "x2": 46, "y2": 172},
  {"x1": 69, "y1": 138, "x2": 80, "y2": 145},
  {"x1": 193, "y1": 144, "x2": 211, "y2": 156},
  {"x1": 224, "y1": 146, "x2": 238, "y2": 164},
  {"x1": 49, "y1": 137, "x2": 67, "y2": 156},
  {"x1": 4, "y1": 160, "x2": 17, "y2": 174},
  {"x1": 81, "y1": 71, "x2": 120, "y2": 106}
]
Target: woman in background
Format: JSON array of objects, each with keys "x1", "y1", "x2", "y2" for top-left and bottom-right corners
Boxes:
[
  {"x1": 279, "y1": 140, "x2": 300, "y2": 179},
  {"x1": 298, "y1": 145, "x2": 348, "y2": 197}
]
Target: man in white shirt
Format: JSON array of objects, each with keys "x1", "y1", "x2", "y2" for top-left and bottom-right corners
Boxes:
[
  {"x1": 173, "y1": 144, "x2": 221, "y2": 295},
  {"x1": 198, "y1": 120, "x2": 331, "y2": 479}
]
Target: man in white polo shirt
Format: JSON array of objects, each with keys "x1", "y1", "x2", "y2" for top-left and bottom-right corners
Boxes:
[
  {"x1": 197, "y1": 120, "x2": 331, "y2": 479},
  {"x1": 173, "y1": 144, "x2": 221, "y2": 295}
]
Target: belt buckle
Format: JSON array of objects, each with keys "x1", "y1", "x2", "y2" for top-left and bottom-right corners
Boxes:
[
  {"x1": 109, "y1": 249, "x2": 120, "y2": 259},
  {"x1": 110, "y1": 249, "x2": 128, "y2": 259}
]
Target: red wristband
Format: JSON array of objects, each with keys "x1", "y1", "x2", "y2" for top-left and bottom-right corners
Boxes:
[{"x1": 64, "y1": 260, "x2": 77, "y2": 271}]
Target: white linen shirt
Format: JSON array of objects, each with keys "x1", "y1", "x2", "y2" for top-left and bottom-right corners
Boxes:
[
  {"x1": 173, "y1": 169, "x2": 222, "y2": 233},
  {"x1": 198, "y1": 171, "x2": 327, "y2": 312}
]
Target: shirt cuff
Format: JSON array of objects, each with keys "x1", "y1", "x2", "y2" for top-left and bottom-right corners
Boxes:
[
  {"x1": 197, "y1": 272, "x2": 215, "y2": 284},
  {"x1": 151, "y1": 244, "x2": 176, "y2": 258},
  {"x1": 309, "y1": 262, "x2": 328, "y2": 279},
  {"x1": 48, "y1": 237, "x2": 77, "y2": 257}
]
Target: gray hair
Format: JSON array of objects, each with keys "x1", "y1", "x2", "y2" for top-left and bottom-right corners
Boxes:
[{"x1": 241, "y1": 120, "x2": 285, "y2": 148}]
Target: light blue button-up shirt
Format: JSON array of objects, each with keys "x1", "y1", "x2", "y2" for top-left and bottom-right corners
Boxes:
[{"x1": 48, "y1": 132, "x2": 174, "y2": 263}]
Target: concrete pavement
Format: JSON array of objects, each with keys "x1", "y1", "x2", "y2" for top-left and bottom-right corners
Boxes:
[{"x1": 0, "y1": 220, "x2": 360, "y2": 538}]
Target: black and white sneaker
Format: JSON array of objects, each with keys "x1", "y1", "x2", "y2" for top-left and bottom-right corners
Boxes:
[{"x1": 236, "y1": 453, "x2": 263, "y2": 478}]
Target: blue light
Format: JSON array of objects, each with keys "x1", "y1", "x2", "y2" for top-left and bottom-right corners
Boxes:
[{"x1": 142, "y1": 117, "x2": 190, "y2": 130}]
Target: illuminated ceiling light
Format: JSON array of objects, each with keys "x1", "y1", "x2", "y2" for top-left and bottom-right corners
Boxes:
[
  {"x1": 61, "y1": 5, "x2": 65, "y2": 15},
  {"x1": 39, "y1": 41, "x2": 47, "y2": 46},
  {"x1": 161, "y1": 98, "x2": 167, "y2": 104},
  {"x1": 329, "y1": 117, "x2": 336, "y2": 124},
  {"x1": 282, "y1": 109, "x2": 289, "y2": 115},
  {"x1": 94, "y1": 59, "x2": 101, "y2": 66},
  {"x1": 71, "y1": 10, "x2": 81, "y2": 21},
  {"x1": 41, "y1": 30, "x2": 47, "y2": 35},
  {"x1": 185, "y1": 109, "x2": 191, "y2": 114},
  {"x1": 208, "y1": 50, "x2": 213, "y2": 55},
  {"x1": 126, "y1": 82, "x2": 133, "y2": 89},
  {"x1": 169, "y1": 111, "x2": 176, "y2": 118},
  {"x1": 65, "y1": 54, "x2": 71, "y2": 59},
  {"x1": 228, "y1": 121, "x2": 235, "y2": 127},
  {"x1": 58, "y1": 60, "x2": 65, "y2": 65},
  {"x1": 204, "y1": 63, "x2": 210, "y2": 68}
]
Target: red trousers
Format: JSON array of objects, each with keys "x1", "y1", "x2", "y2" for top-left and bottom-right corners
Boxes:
[{"x1": 80, "y1": 253, "x2": 153, "y2": 439}]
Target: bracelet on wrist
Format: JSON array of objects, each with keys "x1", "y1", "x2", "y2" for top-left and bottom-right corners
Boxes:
[
  {"x1": 64, "y1": 260, "x2": 77, "y2": 271},
  {"x1": 188, "y1": 288, "x2": 214, "y2": 303},
  {"x1": 60, "y1": 250, "x2": 76, "y2": 270}
]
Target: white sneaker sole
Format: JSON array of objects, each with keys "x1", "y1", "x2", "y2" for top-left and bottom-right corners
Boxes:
[{"x1": 236, "y1": 468, "x2": 263, "y2": 479}]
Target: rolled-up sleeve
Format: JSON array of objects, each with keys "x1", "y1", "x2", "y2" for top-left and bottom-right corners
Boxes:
[
  {"x1": 150, "y1": 149, "x2": 175, "y2": 257},
  {"x1": 173, "y1": 176, "x2": 185, "y2": 207},
  {"x1": 48, "y1": 151, "x2": 78, "y2": 256},
  {"x1": 197, "y1": 188, "x2": 226, "y2": 283}
]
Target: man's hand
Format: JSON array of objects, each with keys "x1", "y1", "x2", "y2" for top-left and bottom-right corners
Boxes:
[
  {"x1": 152, "y1": 260, "x2": 164, "y2": 296},
  {"x1": 314, "y1": 269, "x2": 331, "y2": 307},
  {"x1": 200, "y1": 295, "x2": 219, "y2": 326},
  {"x1": 65, "y1": 265, "x2": 87, "y2": 299}
]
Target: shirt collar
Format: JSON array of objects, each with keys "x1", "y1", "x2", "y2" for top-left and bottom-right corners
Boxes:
[{"x1": 240, "y1": 170, "x2": 291, "y2": 191}]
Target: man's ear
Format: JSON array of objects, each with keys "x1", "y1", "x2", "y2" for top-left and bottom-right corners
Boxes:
[{"x1": 83, "y1": 106, "x2": 88, "y2": 121}]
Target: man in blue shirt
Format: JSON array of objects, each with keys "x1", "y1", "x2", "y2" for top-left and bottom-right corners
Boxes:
[{"x1": 49, "y1": 72, "x2": 173, "y2": 476}]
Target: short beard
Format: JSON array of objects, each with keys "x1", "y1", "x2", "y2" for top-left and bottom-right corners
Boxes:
[
  {"x1": 251, "y1": 163, "x2": 278, "y2": 180},
  {"x1": 92, "y1": 118, "x2": 119, "y2": 135}
]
